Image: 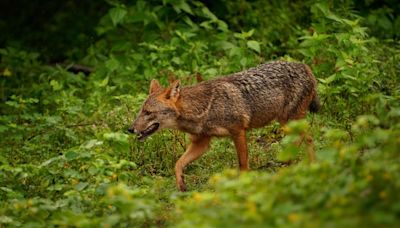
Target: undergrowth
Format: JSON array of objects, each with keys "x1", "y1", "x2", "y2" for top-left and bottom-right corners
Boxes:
[{"x1": 0, "y1": 0, "x2": 399, "y2": 227}]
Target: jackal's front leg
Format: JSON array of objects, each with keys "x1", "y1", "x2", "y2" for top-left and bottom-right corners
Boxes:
[
  {"x1": 175, "y1": 135, "x2": 211, "y2": 191},
  {"x1": 232, "y1": 129, "x2": 249, "y2": 171}
]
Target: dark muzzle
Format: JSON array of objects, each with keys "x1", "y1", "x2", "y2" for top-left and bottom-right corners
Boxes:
[
  {"x1": 127, "y1": 127, "x2": 136, "y2": 134},
  {"x1": 127, "y1": 123, "x2": 160, "y2": 141}
]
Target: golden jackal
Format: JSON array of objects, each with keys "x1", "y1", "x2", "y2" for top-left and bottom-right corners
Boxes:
[{"x1": 128, "y1": 61, "x2": 320, "y2": 191}]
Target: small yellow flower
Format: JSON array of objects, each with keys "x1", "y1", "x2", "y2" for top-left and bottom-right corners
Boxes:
[
  {"x1": 209, "y1": 175, "x2": 221, "y2": 185},
  {"x1": 14, "y1": 203, "x2": 21, "y2": 210},
  {"x1": 288, "y1": 213, "x2": 300, "y2": 222},
  {"x1": 193, "y1": 193, "x2": 202, "y2": 203},
  {"x1": 339, "y1": 148, "x2": 347, "y2": 158},
  {"x1": 212, "y1": 197, "x2": 220, "y2": 205},
  {"x1": 334, "y1": 140, "x2": 341, "y2": 148},
  {"x1": 107, "y1": 188, "x2": 115, "y2": 198},
  {"x1": 246, "y1": 201, "x2": 257, "y2": 214},
  {"x1": 379, "y1": 191, "x2": 387, "y2": 199},
  {"x1": 282, "y1": 126, "x2": 291, "y2": 134},
  {"x1": 3, "y1": 68, "x2": 12, "y2": 77},
  {"x1": 73, "y1": 179, "x2": 80, "y2": 185},
  {"x1": 383, "y1": 173, "x2": 391, "y2": 180}
]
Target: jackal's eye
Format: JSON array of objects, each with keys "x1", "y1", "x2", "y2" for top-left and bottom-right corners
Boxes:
[{"x1": 143, "y1": 110, "x2": 151, "y2": 116}]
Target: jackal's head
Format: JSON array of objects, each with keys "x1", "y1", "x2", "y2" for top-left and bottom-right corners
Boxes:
[{"x1": 128, "y1": 79, "x2": 181, "y2": 141}]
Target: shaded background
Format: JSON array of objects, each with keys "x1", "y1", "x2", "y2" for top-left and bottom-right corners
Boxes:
[{"x1": 0, "y1": 0, "x2": 399, "y2": 62}]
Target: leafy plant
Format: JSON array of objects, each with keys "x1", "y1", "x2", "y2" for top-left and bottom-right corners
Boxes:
[{"x1": 1, "y1": 0, "x2": 399, "y2": 227}]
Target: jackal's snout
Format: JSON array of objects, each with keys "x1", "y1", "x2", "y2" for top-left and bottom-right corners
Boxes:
[
  {"x1": 128, "y1": 117, "x2": 161, "y2": 141},
  {"x1": 127, "y1": 127, "x2": 136, "y2": 134}
]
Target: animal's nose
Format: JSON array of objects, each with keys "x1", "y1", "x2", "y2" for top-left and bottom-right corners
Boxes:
[{"x1": 127, "y1": 127, "x2": 135, "y2": 134}]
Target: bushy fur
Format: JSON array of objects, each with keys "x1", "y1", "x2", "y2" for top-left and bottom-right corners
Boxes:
[{"x1": 129, "y1": 61, "x2": 320, "y2": 191}]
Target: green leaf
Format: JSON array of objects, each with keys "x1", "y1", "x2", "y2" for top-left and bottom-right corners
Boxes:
[
  {"x1": 176, "y1": 2, "x2": 193, "y2": 15},
  {"x1": 104, "y1": 132, "x2": 130, "y2": 153},
  {"x1": 247, "y1": 40, "x2": 261, "y2": 53},
  {"x1": 0, "y1": 154, "x2": 8, "y2": 165},
  {"x1": 324, "y1": 129, "x2": 348, "y2": 140},
  {"x1": 81, "y1": 139, "x2": 104, "y2": 149},
  {"x1": 217, "y1": 41, "x2": 235, "y2": 50},
  {"x1": 65, "y1": 150, "x2": 80, "y2": 161},
  {"x1": 103, "y1": 132, "x2": 129, "y2": 143},
  {"x1": 88, "y1": 166, "x2": 98, "y2": 175},
  {"x1": 109, "y1": 7, "x2": 127, "y2": 26},
  {"x1": 277, "y1": 144, "x2": 300, "y2": 161},
  {"x1": 201, "y1": 7, "x2": 217, "y2": 21},
  {"x1": 0, "y1": 125, "x2": 8, "y2": 133},
  {"x1": 75, "y1": 182, "x2": 89, "y2": 191},
  {"x1": 229, "y1": 46, "x2": 242, "y2": 57},
  {"x1": 235, "y1": 29, "x2": 255, "y2": 39},
  {"x1": 324, "y1": 74, "x2": 337, "y2": 84},
  {"x1": 96, "y1": 183, "x2": 109, "y2": 195},
  {"x1": 40, "y1": 156, "x2": 63, "y2": 167},
  {"x1": 100, "y1": 76, "x2": 109, "y2": 87},
  {"x1": 50, "y1": 80, "x2": 62, "y2": 91},
  {"x1": 105, "y1": 58, "x2": 120, "y2": 72}
]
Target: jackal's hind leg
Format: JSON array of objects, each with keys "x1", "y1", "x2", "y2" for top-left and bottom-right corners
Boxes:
[{"x1": 175, "y1": 135, "x2": 211, "y2": 192}]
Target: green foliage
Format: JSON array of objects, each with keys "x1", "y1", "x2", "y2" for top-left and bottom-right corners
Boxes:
[
  {"x1": 174, "y1": 112, "x2": 400, "y2": 227},
  {"x1": 1, "y1": 0, "x2": 399, "y2": 227},
  {"x1": 294, "y1": 2, "x2": 400, "y2": 125}
]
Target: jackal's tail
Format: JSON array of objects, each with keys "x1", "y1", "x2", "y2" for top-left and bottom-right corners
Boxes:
[{"x1": 309, "y1": 93, "x2": 320, "y2": 113}]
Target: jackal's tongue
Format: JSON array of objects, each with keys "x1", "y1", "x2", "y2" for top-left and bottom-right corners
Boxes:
[{"x1": 137, "y1": 123, "x2": 159, "y2": 141}]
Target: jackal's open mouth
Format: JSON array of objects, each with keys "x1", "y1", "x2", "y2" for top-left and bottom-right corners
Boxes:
[{"x1": 137, "y1": 123, "x2": 159, "y2": 141}]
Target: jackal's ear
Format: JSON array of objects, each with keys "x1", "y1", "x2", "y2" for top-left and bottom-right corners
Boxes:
[
  {"x1": 149, "y1": 79, "x2": 162, "y2": 94},
  {"x1": 166, "y1": 80, "x2": 180, "y2": 100}
]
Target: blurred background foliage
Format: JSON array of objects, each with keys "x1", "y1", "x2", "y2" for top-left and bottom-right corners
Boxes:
[{"x1": 0, "y1": 0, "x2": 399, "y2": 227}]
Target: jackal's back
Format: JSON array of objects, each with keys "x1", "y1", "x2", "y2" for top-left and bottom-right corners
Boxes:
[
  {"x1": 225, "y1": 61, "x2": 318, "y2": 127},
  {"x1": 176, "y1": 61, "x2": 319, "y2": 135}
]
